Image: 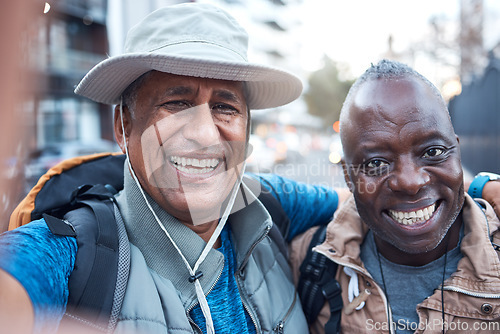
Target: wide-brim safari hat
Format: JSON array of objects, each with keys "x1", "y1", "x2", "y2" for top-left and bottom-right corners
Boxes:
[{"x1": 74, "y1": 3, "x2": 302, "y2": 110}]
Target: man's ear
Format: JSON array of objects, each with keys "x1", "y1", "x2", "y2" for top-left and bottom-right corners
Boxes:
[
  {"x1": 114, "y1": 104, "x2": 131, "y2": 154},
  {"x1": 456, "y1": 135, "x2": 460, "y2": 144},
  {"x1": 341, "y1": 160, "x2": 354, "y2": 193}
]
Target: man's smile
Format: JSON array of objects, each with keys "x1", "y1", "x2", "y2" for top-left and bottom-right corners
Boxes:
[
  {"x1": 170, "y1": 155, "x2": 221, "y2": 174},
  {"x1": 388, "y1": 202, "x2": 437, "y2": 226}
]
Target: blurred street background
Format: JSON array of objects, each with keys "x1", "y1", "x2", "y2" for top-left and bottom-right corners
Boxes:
[{"x1": 1, "y1": 0, "x2": 500, "y2": 229}]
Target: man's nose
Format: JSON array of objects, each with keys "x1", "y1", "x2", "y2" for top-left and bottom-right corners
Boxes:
[
  {"x1": 387, "y1": 158, "x2": 431, "y2": 195},
  {"x1": 181, "y1": 104, "x2": 220, "y2": 147}
]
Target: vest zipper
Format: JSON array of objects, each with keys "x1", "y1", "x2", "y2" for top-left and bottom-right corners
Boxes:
[
  {"x1": 274, "y1": 321, "x2": 284, "y2": 334},
  {"x1": 273, "y1": 291, "x2": 298, "y2": 334},
  {"x1": 239, "y1": 225, "x2": 272, "y2": 270},
  {"x1": 186, "y1": 259, "x2": 225, "y2": 334},
  {"x1": 241, "y1": 296, "x2": 260, "y2": 334},
  {"x1": 236, "y1": 224, "x2": 272, "y2": 334}
]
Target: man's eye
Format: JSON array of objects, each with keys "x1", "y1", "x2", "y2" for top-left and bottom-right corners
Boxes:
[
  {"x1": 423, "y1": 148, "x2": 444, "y2": 158},
  {"x1": 162, "y1": 101, "x2": 191, "y2": 111},
  {"x1": 366, "y1": 159, "x2": 388, "y2": 168},
  {"x1": 212, "y1": 103, "x2": 238, "y2": 114}
]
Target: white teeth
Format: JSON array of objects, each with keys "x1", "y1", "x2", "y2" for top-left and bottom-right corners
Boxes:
[
  {"x1": 169, "y1": 156, "x2": 220, "y2": 174},
  {"x1": 174, "y1": 165, "x2": 215, "y2": 174},
  {"x1": 389, "y1": 203, "x2": 436, "y2": 226}
]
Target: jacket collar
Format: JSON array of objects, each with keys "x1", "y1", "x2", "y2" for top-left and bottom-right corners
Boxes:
[{"x1": 228, "y1": 179, "x2": 273, "y2": 270}]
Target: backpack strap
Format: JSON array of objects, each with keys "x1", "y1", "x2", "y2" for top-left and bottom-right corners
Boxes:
[
  {"x1": 44, "y1": 184, "x2": 128, "y2": 332},
  {"x1": 257, "y1": 190, "x2": 290, "y2": 257},
  {"x1": 298, "y1": 225, "x2": 342, "y2": 334},
  {"x1": 255, "y1": 177, "x2": 290, "y2": 239},
  {"x1": 9, "y1": 153, "x2": 125, "y2": 230},
  {"x1": 243, "y1": 175, "x2": 291, "y2": 257}
]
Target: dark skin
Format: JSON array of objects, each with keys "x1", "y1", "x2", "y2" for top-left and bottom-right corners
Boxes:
[{"x1": 341, "y1": 76, "x2": 465, "y2": 266}]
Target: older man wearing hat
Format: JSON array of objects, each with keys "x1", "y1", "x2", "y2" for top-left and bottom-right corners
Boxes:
[{"x1": 0, "y1": 3, "x2": 344, "y2": 334}]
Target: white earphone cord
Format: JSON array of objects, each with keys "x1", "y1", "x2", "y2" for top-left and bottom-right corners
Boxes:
[{"x1": 120, "y1": 98, "x2": 246, "y2": 334}]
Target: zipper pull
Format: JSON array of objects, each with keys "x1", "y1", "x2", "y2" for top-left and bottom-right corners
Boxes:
[{"x1": 273, "y1": 321, "x2": 284, "y2": 334}]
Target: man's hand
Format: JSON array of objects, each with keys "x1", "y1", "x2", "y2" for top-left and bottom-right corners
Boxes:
[
  {"x1": 0, "y1": 268, "x2": 114, "y2": 334},
  {"x1": 0, "y1": 269, "x2": 34, "y2": 334},
  {"x1": 482, "y1": 181, "x2": 500, "y2": 219}
]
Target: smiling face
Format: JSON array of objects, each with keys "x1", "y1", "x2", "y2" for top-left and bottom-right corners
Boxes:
[
  {"x1": 341, "y1": 76, "x2": 465, "y2": 264},
  {"x1": 115, "y1": 71, "x2": 248, "y2": 226}
]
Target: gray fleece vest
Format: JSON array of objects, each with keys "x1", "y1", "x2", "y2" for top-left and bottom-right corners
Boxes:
[{"x1": 111, "y1": 170, "x2": 308, "y2": 334}]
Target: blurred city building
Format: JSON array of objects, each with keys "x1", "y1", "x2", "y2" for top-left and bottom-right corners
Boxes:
[
  {"x1": 25, "y1": 0, "x2": 117, "y2": 187},
  {"x1": 449, "y1": 53, "x2": 500, "y2": 174},
  {"x1": 1, "y1": 2, "x2": 38, "y2": 229},
  {"x1": 448, "y1": 0, "x2": 500, "y2": 175},
  {"x1": 460, "y1": 0, "x2": 486, "y2": 85},
  {"x1": 31, "y1": 0, "x2": 112, "y2": 147},
  {"x1": 28, "y1": 0, "x2": 113, "y2": 149}
]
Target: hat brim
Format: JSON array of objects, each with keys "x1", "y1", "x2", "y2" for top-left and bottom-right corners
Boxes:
[{"x1": 74, "y1": 53, "x2": 303, "y2": 110}]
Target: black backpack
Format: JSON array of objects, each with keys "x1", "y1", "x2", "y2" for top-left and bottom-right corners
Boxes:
[
  {"x1": 10, "y1": 153, "x2": 128, "y2": 332},
  {"x1": 297, "y1": 225, "x2": 343, "y2": 334}
]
